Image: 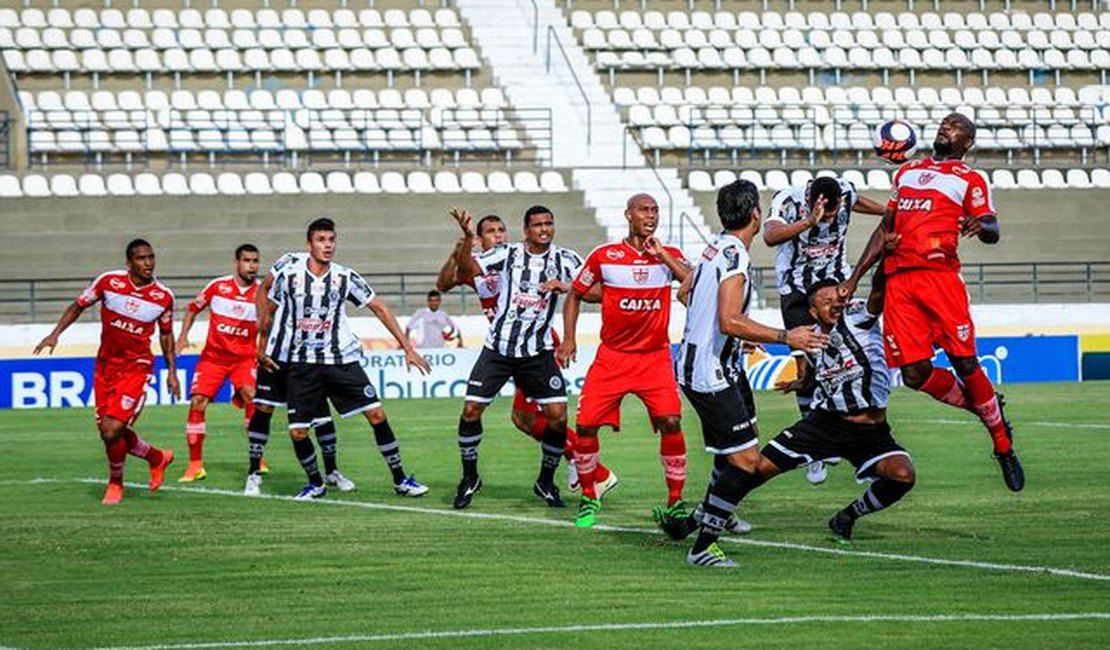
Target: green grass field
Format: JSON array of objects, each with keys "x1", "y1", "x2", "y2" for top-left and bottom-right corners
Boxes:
[{"x1": 1, "y1": 382, "x2": 1109, "y2": 650}]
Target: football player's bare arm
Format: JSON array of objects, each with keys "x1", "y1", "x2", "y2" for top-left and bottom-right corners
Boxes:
[
  {"x1": 853, "y1": 195, "x2": 887, "y2": 216},
  {"x1": 33, "y1": 301, "x2": 86, "y2": 355}
]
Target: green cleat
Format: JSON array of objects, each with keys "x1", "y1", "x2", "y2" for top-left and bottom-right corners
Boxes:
[{"x1": 575, "y1": 496, "x2": 601, "y2": 528}]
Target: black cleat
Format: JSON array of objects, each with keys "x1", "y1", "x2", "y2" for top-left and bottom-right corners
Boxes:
[
  {"x1": 453, "y1": 475, "x2": 483, "y2": 509},
  {"x1": 652, "y1": 505, "x2": 698, "y2": 541},
  {"x1": 996, "y1": 392, "x2": 1015, "y2": 442},
  {"x1": 828, "y1": 511, "x2": 855, "y2": 544},
  {"x1": 995, "y1": 450, "x2": 1026, "y2": 492},
  {"x1": 533, "y1": 481, "x2": 566, "y2": 508}
]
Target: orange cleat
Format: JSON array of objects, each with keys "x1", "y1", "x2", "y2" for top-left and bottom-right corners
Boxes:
[
  {"x1": 178, "y1": 461, "x2": 207, "y2": 483},
  {"x1": 102, "y1": 482, "x2": 124, "y2": 505},
  {"x1": 259, "y1": 457, "x2": 270, "y2": 475},
  {"x1": 149, "y1": 449, "x2": 174, "y2": 492}
]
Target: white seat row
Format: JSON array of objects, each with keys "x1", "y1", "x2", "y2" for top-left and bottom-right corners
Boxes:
[
  {"x1": 644, "y1": 123, "x2": 1110, "y2": 152},
  {"x1": 687, "y1": 168, "x2": 1110, "y2": 193},
  {"x1": 0, "y1": 26, "x2": 470, "y2": 52},
  {"x1": 571, "y1": 9, "x2": 1110, "y2": 33},
  {"x1": 614, "y1": 84, "x2": 1109, "y2": 111},
  {"x1": 2, "y1": 46, "x2": 482, "y2": 75},
  {"x1": 581, "y1": 26, "x2": 1110, "y2": 52},
  {"x1": 0, "y1": 8, "x2": 460, "y2": 31},
  {"x1": 21, "y1": 87, "x2": 507, "y2": 114},
  {"x1": 593, "y1": 44, "x2": 1109, "y2": 72},
  {"x1": 0, "y1": 169, "x2": 569, "y2": 198}
]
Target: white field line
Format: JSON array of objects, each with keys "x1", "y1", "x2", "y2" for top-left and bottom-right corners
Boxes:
[
  {"x1": 42, "y1": 612, "x2": 1110, "y2": 650},
  {"x1": 8, "y1": 477, "x2": 1107, "y2": 583}
]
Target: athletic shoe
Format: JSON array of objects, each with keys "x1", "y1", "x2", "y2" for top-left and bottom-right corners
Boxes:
[
  {"x1": 692, "y1": 502, "x2": 752, "y2": 535},
  {"x1": 828, "y1": 511, "x2": 855, "y2": 544},
  {"x1": 148, "y1": 449, "x2": 174, "y2": 492},
  {"x1": 324, "y1": 470, "x2": 357, "y2": 492},
  {"x1": 244, "y1": 473, "x2": 262, "y2": 497},
  {"x1": 533, "y1": 480, "x2": 566, "y2": 508},
  {"x1": 566, "y1": 460, "x2": 580, "y2": 492},
  {"x1": 258, "y1": 457, "x2": 270, "y2": 475},
  {"x1": 653, "y1": 505, "x2": 696, "y2": 541},
  {"x1": 806, "y1": 461, "x2": 828, "y2": 485},
  {"x1": 995, "y1": 450, "x2": 1025, "y2": 492},
  {"x1": 394, "y1": 476, "x2": 429, "y2": 497},
  {"x1": 686, "y1": 542, "x2": 738, "y2": 568},
  {"x1": 102, "y1": 482, "x2": 124, "y2": 505},
  {"x1": 453, "y1": 475, "x2": 482, "y2": 509},
  {"x1": 177, "y1": 462, "x2": 207, "y2": 483},
  {"x1": 293, "y1": 483, "x2": 326, "y2": 500},
  {"x1": 575, "y1": 496, "x2": 600, "y2": 528},
  {"x1": 596, "y1": 470, "x2": 620, "y2": 500},
  {"x1": 996, "y1": 392, "x2": 1014, "y2": 442}
]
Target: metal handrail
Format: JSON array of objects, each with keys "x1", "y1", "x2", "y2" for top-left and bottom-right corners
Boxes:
[
  {"x1": 621, "y1": 124, "x2": 675, "y2": 240},
  {"x1": 545, "y1": 24, "x2": 591, "y2": 145}
]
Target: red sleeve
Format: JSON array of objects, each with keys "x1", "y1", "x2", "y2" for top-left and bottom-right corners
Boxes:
[
  {"x1": 75, "y1": 274, "x2": 106, "y2": 308},
  {"x1": 963, "y1": 170, "x2": 995, "y2": 219},
  {"x1": 188, "y1": 281, "x2": 215, "y2": 314},
  {"x1": 571, "y1": 249, "x2": 602, "y2": 294},
  {"x1": 158, "y1": 294, "x2": 174, "y2": 334},
  {"x1": 665, "y1": 246, "x2": 689, "y2": 270}
]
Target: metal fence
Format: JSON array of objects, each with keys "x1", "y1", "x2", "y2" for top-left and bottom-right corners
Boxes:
[{"x1": 2, "y1": 261, "x2": 1108, "y2": 325}]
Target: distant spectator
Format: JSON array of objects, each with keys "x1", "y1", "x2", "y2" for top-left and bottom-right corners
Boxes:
[{"x1": 406, "y1": 290, "x2": 462, "y2": 348}]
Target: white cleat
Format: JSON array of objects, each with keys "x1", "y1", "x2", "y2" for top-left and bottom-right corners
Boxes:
[
  {"x1": 595, "y1": 470, "x2": 620, "y2": 500},
  {"x1": 567, "y1": 460, "x2": 580, "y2": 493},
  {"x1": 324, "y1": 470, "x2": 357, "y2": 492},
  {"x1": 686, "y1": 543, "x2": 738, "y2": 568},
  {"x1": 806, "y1": 461, "x2": 828, "y2": 485},
  {"x1": 394, "y1": 475, "x2": 429, "y2": 497},
  {"x1": 244, "y1": 473, "x2": 262, "y2": 497}
]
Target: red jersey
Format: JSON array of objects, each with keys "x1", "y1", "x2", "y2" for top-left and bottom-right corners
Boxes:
[
  {"x1": 77, "y1": 270, "x2": 174, "y2": 367},
  {"x1": 572, "y1": 241, "x2": 685, "y2": 353},
  {"x1": 189, "y1": 275, "x2": 260, "y2": 362},
  {"x1": 885, "y1": 157, "x2": 995, "y2": 275}
]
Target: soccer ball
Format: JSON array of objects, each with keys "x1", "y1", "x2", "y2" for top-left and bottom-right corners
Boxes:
[
  {"x1": 873, "y1": 120, "x2": 919, "y2": 164},
  {"x1": 442, "y1": 324, "x2": 458, "y2": 341}
]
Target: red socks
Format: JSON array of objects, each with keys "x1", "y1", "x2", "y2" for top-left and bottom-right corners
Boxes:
[
  {"x1": 659, "y1": 432, "x2": 687, "y2": 507},
  {"x1": 919, "y1": 367, "x2": 969, "y2": 409},
  {"x1": 916, "y1": 367, "x2": 1010, "y2": 454},
  {"x1": 961, "y1": 368, "x2": 1011, "y2": 454},
  {"x1": 186, "y1": 409, "x2": 206, "y2": 462},
  {"x1": 574, "y1": 434, "x2": 600, "y2": 499},
  {"x1": 104, "y1": 437, "x2": 128, "y2": 485},
  {"x1": 124, "y1": 428, "x2": 163, "y2": 465}
]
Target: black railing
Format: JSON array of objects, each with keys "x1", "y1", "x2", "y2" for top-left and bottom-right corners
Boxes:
[
  {"x1": 3, "y1": 262, "x2": 1108, "y2": 324},
  {"x1": 545, "y1": 25, "x2": 591, "y2": 145}
]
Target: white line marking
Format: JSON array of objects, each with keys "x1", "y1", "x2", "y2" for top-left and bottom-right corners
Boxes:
[
  {"x1": 47, "y1": 612, "x2": 1110, "y2": 650},
  {"x1": 902, "y1": 418, "x2": 1110, "y2": 430},
  {"x1": 11, "y1": 477, "x2": 1103, "y2": 583}
]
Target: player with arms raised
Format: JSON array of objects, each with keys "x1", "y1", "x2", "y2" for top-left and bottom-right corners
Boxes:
[
  {"x1": 34, "y1": 239, "x2": 178, "y2": 505},
  {"x1": 175, "y1": 244, "x2": 262, "y2": 482},
  {"x1": 559, "y1": 193, "x2": 691, "y2": 528},
  {"x1": 841, "y1": 113, "x2": 1024, "y2": 491}
]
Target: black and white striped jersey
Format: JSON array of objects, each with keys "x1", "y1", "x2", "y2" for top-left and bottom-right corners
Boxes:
[
  {"x1": 808, "y1": 299, "x2": 890, "y2": 413},
  {"x1": 475, "y1": 242, "x2": 583, "y2": 358},
  {"x1": 675, "y1": 233, "x2": 753, "y2": 394},
  {"x1": 767, "y1": 178, "x2": 859, "y2": 295},
  {"x1": 267, "y1": 254, "x2": 376, "y2": 365}
]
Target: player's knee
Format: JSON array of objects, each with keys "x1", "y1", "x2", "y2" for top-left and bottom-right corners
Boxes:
[
  {"x1": 654, "y1": 416, "x2": 682, "y2": 434},
  {"x1": 726, "y1": 447, "x2": 760, "y2": 473},
  {"x1": 543, "y1": 410, "x2": 567, "y2": 430},
  {"x1": 364, "y1": 407, "x2": 386, "y2": 425},
  {"x1": 755, "y1": 455, "x2": 782, "y2": 479},
  {"x1": 510, "y1": 409, "x2": 533, "y2": 433},
  {"x1": 462, "y1": 402, "x2": 485, "y2": 421},
  {"x1": 98, "y1": 420, "x2": 123, "y2": 441},
  {"x1": 189, "y1": 395, "x2": 209, "y2": 411},
  {"x1": 901, "y1": 363, "x2": 931, "y2": 389},
  {"x1": 237, "y1": 386, "x2": 255, "y2": 402},
  {"x1": 289, "y1": 428, "x2": 309, "y2": 441},
  {"x1": 256, "y1": 403, "x2": 274, "y2": 415},
  {"x1": 949, "y1": 356, "x2": 980, "y2": 377},
  {"x1": 880, "y1": 458, "x2": 916, "y2": 485}
]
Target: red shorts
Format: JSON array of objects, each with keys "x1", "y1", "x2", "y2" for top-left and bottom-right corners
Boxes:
[
  {"x1": 94, "y1": 362, "x2": 151, "y2": 426},
  {"x1": 191, "y1": 355, "x2": 257, "y2": 408},
  {"x1": 576, "y1": 345, "x2": 681, "y2": 430},
  {"x1": 883, "y1": 269, "x2": 977, "y2": 367}
]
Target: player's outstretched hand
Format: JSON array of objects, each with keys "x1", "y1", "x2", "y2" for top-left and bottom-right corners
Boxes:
[
  {"x1": 958, "y1": 215, "x2": 982, "y2": 238},
  {"x1": 836, "y1": 279, "x2": 858, "y2": 300},
  {"x1": 405, "y1": 349, "x2": 432, "y2": 375},
  {"x1": 257, "y1": 351, "x2": 280, "y2": 372},
  {"x1": 785, "y1": 326, "x2": 829, "y2": 354},
  {"x1": 556, "y1": 340, "x2": 577, "y2": 369},
  {"x1": 33, "y1": 334, "x2": 58, "y2": 356},
  {"x1": 174, "y1": 336, "x2": 190, "y2": 355},
  {"x1": 167, "y1": 372, "x2": 181, "y2": 402},
  {"x1": 450, "y1": 207, "x2": 475, "y2": 237}
]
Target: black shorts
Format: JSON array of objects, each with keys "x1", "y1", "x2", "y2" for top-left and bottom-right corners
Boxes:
[
  {"x1": 254, "y1": 363, "x2": 288, "y2": 407},
  {"x1": 287, "y1": 362, "x2": 380, "y2": 429},
  {"x1": 682, "y1": 375, "x2": 758, "y2": 455},
  {"x1": 465, "y1": 347, "x2": 567, "y2": 405},
  {"x1": 780, "y1": 289, "x2": 815, "y2": 330},
  {"x1": 762, "y1": 409, "x2": 910, "y2": 481}
]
